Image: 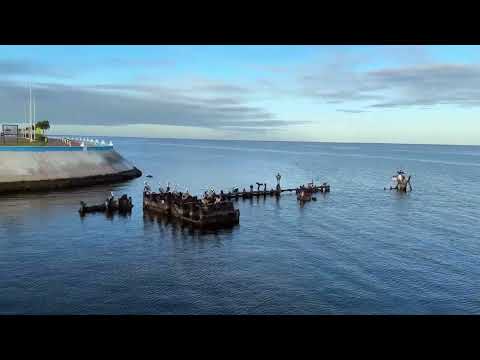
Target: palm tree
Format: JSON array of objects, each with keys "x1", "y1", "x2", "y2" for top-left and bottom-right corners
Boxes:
[
  {"x1": 35, "y1": 120, "x2": 50, "y2": 135},
  {"x1": 34, "y1": 120, "x2": 50, "y2": 143}
]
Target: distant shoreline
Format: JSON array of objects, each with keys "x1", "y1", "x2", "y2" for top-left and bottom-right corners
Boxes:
[{"x1": 49, "y1": 134, "x2": 480, "y2": 148}]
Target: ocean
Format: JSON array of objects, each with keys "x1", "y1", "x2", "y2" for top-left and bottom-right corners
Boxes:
[{"x1": 1, "y1": 137, "x2": 479, "y2": 314}]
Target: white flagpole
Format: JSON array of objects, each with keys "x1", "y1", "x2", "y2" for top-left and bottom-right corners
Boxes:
[
  {"x1": 33, "y1": 95, "x2": 36, "y2": 141},
  {"x1": 24, "y1": 101, "x2": 27, "y2": 139},
  {"x1": 25, "y1": 100, "x2": 28, "y2": 139},
  {"x1": 29, "y1": 86, "x2": 32, "y2": 142}
]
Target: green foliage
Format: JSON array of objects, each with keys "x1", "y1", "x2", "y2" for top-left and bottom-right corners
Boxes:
[{"x1": 35, "y1": 120, "x2": 50, "y2": 131}]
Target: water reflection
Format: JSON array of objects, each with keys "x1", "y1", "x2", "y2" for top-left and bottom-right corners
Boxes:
[
  {"x1": 0, "y1": 183, "x2": 130, "y2": 217},
  {"x1": 387, "y1": 190, "x2": 412, "y2": 202},
  {"x1": 0, "y1": 179, "x2": 139, "y2": 228},
  {"x1": 3, "y1": 138, "x2": 480, "y2": 314},
  {"x1": 143, "y1": 210, "x2": 236, "y2": 239},
  {"x1": 77, "y1": 211, "x2": 133, "y2": 226}
]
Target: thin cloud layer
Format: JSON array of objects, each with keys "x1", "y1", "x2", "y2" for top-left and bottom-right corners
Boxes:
[
  {"x1": 0, "y1": 60, "x2": 70, "y2": 79},
  {"x1": 300, "y1": 62, "x2": 480, "y2": 109},
  {"x1": 0, "y1": 80, "x2": 293, "y2": 129},
  {"x1": 2, "y1": 48, "x2": 480, "y2": 142},
  {"x1": 367, "y1": 64, "x2": 480, "y2": 108},
  {"x1": 336, "y1": 109, "x2": 368, "y2": 113}
]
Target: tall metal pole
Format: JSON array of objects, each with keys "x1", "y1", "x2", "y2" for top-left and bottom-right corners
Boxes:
[
  {"x1": 33, "y1": 95, "x2": 36, "y2": 141},
  {"x1": 25, "y1": 100, "x2": 28, "y2": 139},
  {"x1": 29, "y1": 86, "x2": 32, "y2": 142},
  {"x1": 24, "y1": 101, "x2": 27, "y2": 139}
]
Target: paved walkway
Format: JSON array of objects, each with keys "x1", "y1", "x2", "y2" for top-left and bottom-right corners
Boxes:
[{"x1": 0, "y1": 137, "x2": 81, "y2": 146}]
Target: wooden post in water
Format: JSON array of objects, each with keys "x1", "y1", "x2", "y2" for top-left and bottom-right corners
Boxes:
[{"x1": 276, "y1": 172, "x2": 282, "y2": 195}]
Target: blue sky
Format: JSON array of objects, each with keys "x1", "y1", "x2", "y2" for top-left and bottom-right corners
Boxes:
[{"x1": 0, "y1": 45, "x2": 479, "y2": 144}]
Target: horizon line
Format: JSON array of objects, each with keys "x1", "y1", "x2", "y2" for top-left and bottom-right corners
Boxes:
[{"x1": 48, "y1": 133, "x2": 480, "y2": 147}]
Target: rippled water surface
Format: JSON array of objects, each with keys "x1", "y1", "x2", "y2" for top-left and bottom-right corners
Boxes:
[{"x1": 1, "y1": 138, "x2": 480, "y2": 314}]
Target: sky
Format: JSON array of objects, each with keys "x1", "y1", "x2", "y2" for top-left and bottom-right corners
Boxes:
[{"x1": 0, "y1": 45, "x2": 479, "y2": 145}]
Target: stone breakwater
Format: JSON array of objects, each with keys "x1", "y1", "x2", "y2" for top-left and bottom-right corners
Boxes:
[{"x1": 0, "y1": 145, "x2": 142, "y2": 194}]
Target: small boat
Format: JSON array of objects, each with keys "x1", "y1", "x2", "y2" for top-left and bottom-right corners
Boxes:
[
  {"x1": 79, "y1": 201, "x2": 107, "y2": 215},
  {"x1": 105, "y1": 194, "x2": 119, "y2": 212},
  {"x1": 79, "y1": 192, "x2": 133, "y2": 216}
]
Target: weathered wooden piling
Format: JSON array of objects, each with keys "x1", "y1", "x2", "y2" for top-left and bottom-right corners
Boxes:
[
  {"x1": 221, "y1": 172, "x2": 330, "y2": 201},
  {"x1": 143, "y1": 189, "x2": 240, "y2": 229},
  {"x1": 224, "y1": 183, "x2": 330, "y2": 200}
]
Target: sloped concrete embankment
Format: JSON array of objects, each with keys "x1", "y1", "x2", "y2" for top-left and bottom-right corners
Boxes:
[{"x1": 0, "y1": 147, "x2": 142, "y2": 194}]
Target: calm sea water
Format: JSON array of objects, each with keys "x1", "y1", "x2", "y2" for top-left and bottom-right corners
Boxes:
[{"x1": 1, "y1": 138, "x2": 480, "y2": 314}]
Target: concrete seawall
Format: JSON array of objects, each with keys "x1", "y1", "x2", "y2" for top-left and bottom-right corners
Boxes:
[{"x1": 0, "y1": 145, "x2": 142, "y2": 194}]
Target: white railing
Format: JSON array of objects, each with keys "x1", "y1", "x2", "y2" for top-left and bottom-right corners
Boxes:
[{"x1": 55, "y1": 136, "x2": 114, "y2": 149}]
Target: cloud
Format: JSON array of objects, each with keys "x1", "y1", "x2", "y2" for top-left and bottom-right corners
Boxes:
[
  {"x1": 89, "y1": 82, "x2": 251, "y2": 103},
  {"x1": 366, "y1": 64, "x2": 480, "y2": 108},
  {"x1": 299, "y1": 61, "x2": 480, "y2": 109},
  {"x1": 0, "y1": 80, "x2": 291, "y2": 130},
  {"x1": 5, "y1": 48, "x2": 477, "y2": 138},
  {"x1": 0, "y1": 60, "x2": 70, "y2": 78},
  {"x1": 192, "y1": 84, "x2": 251, "y2": 94},
  {"x1": 108, "y1": 58, "x2": 174, "y2": 67},
  {"x1": 336, "y1": 109, "x2": 368, "y2": 113},
  {"x1": 220, "y1": 120, "x2": 310, "y2": 128}
]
